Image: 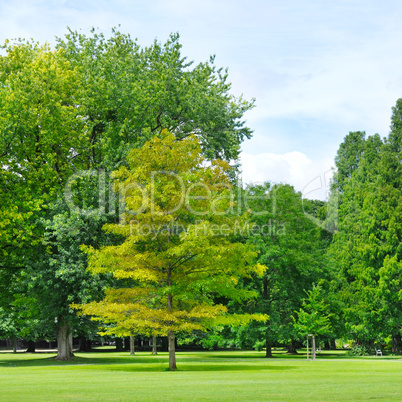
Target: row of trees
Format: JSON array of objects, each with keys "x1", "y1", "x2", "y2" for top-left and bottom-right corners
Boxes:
[
  {"x1": 327, "y1": 102, "x2": 402, "y2": 353},
  {"x1": 0, "y1": 29, "x2": 257, "y2": 367},
  {"x1": 1, "y1": 28, "x2": 401, "y2": 370},
  {"x1": 198, "y1": 104, "x2": 402, "y2": 355}
]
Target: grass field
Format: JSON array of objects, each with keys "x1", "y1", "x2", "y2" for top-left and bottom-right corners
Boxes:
[{"x1": 0, "y1": 348, "x2": 400, "y2": 401}]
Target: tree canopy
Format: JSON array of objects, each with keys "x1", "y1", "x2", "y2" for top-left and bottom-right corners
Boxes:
[
  {"x1": 1, "y1": 26, "x2": 402, "y2": 360},
  {"x1": 329, "y1": 102, "x2": 402, "y2": 352},
  {"x1": 74, "y1": 131, "x2": 266, "y2": 370},
  {"x1": 0, "y1": 29, "x2": 256, "y2": 359}
]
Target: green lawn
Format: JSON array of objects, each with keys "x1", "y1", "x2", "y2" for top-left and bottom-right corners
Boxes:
[{"x1": 0, "y1": 349, "x2": 400, "y2": 401}]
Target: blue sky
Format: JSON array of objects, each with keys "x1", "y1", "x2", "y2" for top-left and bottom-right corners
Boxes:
[{"x1": 1, "y1": 0, "x2": 401, "y2": 199}]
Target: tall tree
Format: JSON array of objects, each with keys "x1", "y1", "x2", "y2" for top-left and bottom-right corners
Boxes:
[
  {"x1": 0, "y1": 42, "x2": 91, "y2": 354},
  {"x1": 241, "y1": 183, "x2": 331, "y2": 357},
  {"x1": 75, "y1": 132, "x2": 265, "y2": 370},
  {"x1": 0, "y1": 30, "x2": 255, "y2": 358},
  {"x1": 332, "y1": 131, "x2": 366, "y2": 194}
]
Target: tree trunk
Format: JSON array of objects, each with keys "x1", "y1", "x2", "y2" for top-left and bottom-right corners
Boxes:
[
  {"x1": 264, "y1": 319, "x2": 274, "y2": 357},
  {"x1": 265, "y1": 338, "x2": 273, "y2": 358},
  {"x1": 167, "y1": 267, "x2": 176, "y2": 370},
  {"x1": 330, "y1": 338, "x2": 337, "y2": 350},
  {"x1": 26, "y1": 340, "x2": 36, "y2": 353},
  {"x1": 161, "y1": 336, "x2": 169, "y2": 352},
  {"x1": 168, "y1": 331, "x2": 177, "y2": 370},
  {"x1": 56, "y1": 320, "x2": 74, "y2": 360},
  {"x1": 130, "y1": 334, "x2": 135, "y2": 355},
  {"x1": 392, "y1": 333, "x2": 401, "y2": 354},
  {"x1": 152, "y1": 335, "x2": 158, "y2": 355},
  {"x1": 287, "y1": 340, "x2": 298, "y2": 354},
  {"x1": 12, "y1": 336, "x2": 17, "y2": 353},
  {"x1": 115, "y1": 337, "x2": 124, "y2": 352},
  {"x1": 78, "y1": 336, "x2": 92, "y2": 352}
]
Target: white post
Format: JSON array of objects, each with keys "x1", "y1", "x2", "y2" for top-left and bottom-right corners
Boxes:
[{"x1": 312, "y1": 335, "x2": 316, "y2": 361}]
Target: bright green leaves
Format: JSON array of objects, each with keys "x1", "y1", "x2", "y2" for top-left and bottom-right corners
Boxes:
[
  {"x1": 329, "y1": 101, "x2": 402, "y2": 348},
  {"x1": 0, "y1": 28, "x2": 254, "y2": 271},
  {"x1": 0, "y1": 41, "x2": 90, "y2": 268},
  {"x1": 56, "y1": 29, "x2": 254, "y2": 166},
  {"x1": 0, "y1": 28, "x2": 256, "y2": 361},
  {"x1": 293, "y1": 284, "x2": 333, "y2": 338},
  {"x1": 76, "y1": 132, "x2": 265, "y2": 338},
  {"x1": 0, "y1": 44, "x2": 87, "y2": 189}
]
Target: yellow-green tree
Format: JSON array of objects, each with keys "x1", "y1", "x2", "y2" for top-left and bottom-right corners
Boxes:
[{"x1": 75, "y1": 131, "x2": 265, "y2": 370}]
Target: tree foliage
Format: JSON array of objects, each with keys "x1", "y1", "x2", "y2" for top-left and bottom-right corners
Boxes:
[
  {"x1": 329, "y1": 101, "x2": 402, "y2": 352},
  {"x1": 293, "y1": 284, "x2": 333, "y2": 338},
  {"x1": 0, "y1": 28, "x2": 255, "y2": 359},
  {"x1": 55, "y1": 28, "x2": 255, "y2": 167},
  {"x1": 74, "y1": 131, "x2": 266, "y2": 369},
  {"x1": 232, "y1": 183, "x2": 333, "y2": 356}
]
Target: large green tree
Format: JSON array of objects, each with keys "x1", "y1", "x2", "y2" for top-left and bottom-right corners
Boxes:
[
  {"x1": 0, "y1": 43, "x2": 90, "y2": 353},
  {"x1": 0, "y1": 30, "x2": 255, "y2": 358},
  {"x1": 240, "y1": 183, "x2": 332, "y2": 356}
]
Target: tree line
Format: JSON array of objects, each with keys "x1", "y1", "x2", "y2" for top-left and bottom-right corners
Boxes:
[{"x1": 0, "y1": 28, "x2": 400, "y2": 370}]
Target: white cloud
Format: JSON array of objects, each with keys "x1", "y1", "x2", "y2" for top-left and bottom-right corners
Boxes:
[{"x1": 240, "y1": 151, "x2": 333, "y2": 200}]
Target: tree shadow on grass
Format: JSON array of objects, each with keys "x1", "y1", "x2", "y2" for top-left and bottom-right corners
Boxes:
[
  {"x1": 183, "y1": 351, "x2": 306, "y2": 360},
  {"x1": 106, "y1": 363, "x2": 295, "y2": 373},
  {"x1": 0, "y1": 355, "x2": 168, "y2": 368},
  {"x1": 3, "y1": 349, "x2": 369, "y2": 370},
  {"x1": 0, "y1": 354, "x2": 295, "y2": 372},
  {"x1": 184, "y1": 350, "x2": 380, "y2": 361}
]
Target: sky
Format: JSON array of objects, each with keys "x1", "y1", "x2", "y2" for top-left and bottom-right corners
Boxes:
[{"x1": 1, "y1": 0, "x2": 402, "y2": 200}]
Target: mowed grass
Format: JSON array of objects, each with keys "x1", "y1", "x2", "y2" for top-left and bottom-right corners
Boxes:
[{"x1": 0, "y1": 348, "x2": 401, "y2": 401}]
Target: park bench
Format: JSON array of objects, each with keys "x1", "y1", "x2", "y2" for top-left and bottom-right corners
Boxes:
[{"x1": 375, "y1": 349, "x2": 382, "y2": 357}]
